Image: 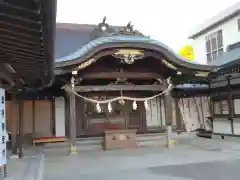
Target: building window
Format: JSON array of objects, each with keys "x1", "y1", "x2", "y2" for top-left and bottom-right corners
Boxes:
[{"x1": 205, "y1": 30, "x2": 224, "y2": 64}]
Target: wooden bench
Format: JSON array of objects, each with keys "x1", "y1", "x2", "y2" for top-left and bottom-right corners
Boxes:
[{"x1": 32, "y1": 136, "x2": 67, "y2": 146}]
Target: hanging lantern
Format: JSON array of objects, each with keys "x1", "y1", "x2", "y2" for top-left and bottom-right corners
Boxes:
[
  {"x1": 108, "y1": 102, "x2": 112, "y2": 113},
  {"x1": 132, "y1": 101, "x2": 137, "y2": 110},
  {"x1": 144, "y1": 100, "x2": 149, "y2": 111},
  {"x1": 96, "y1": 103, "x2": 101, "y2": 113}
]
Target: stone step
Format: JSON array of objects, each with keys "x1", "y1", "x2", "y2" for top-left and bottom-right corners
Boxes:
[
  {"x1": 44, "y1": 133, "x2": 169, "y2": 150},
  {"x1": 137, "y1": 133, "x2": 166, "y2": 142}
]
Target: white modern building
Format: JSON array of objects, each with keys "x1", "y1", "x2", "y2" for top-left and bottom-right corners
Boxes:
[{"x1": 189, "y1": 2, "x2": 240, "y2": 65}]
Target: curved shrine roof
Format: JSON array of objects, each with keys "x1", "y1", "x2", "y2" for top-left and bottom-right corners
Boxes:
[{"x1": 55, "y1": 18, "x2": 216, "y2": 71}]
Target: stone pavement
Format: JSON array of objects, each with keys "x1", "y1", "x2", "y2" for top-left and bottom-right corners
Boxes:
[
  {"x1": 6, "y1": 134, "x2": 240, "y2": 180},
  {"x1": 6, "y1": 148, "x2": 44, "y2": 180},
  {"x1": 43, "y1": 134, "x2": 240, "y2": 180}
]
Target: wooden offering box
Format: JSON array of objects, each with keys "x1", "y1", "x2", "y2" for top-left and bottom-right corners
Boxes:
[{"x1": 103, "y1": 129, "x2": 137, "y2": 150}]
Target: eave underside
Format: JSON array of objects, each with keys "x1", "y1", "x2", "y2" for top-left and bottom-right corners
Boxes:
[
  {"x1": 0, "y1": 0, "x2": 56, "y2": 90},
  {"x1": 54, "y1": 51, "x2": 211, "y2": 97}
]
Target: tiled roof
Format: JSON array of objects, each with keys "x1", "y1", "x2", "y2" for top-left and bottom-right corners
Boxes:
[
  {"x1": 212, "y1": 48, "x2": 240, "y2": 69},
  {"x1": 55, "y1": 23, "x2": 122, "y2": 60},
  {"x1": 55, "y1": 35, "x2": 201, "y2": 65}
]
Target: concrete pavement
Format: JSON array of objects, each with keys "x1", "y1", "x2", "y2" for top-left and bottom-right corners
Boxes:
[
  {"x1": 43, "y1": 134, "x2": 240, "y2": 180},
  {"x1": 6, "y1": 133, "x2": 240, "y2": 180}
]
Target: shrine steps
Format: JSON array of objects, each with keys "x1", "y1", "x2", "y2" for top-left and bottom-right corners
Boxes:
[{"x1": 43, "y1": 133, "x2": 171, "y2": 151}]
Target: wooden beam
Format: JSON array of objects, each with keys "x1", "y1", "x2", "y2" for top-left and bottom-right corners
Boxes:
[
  {"x1": 0, "y1": 21, "x2": 41, "y2": 33},
  {"x1": 0, "y1": 13, "x2": 41, "y2": 25},
  {"x1": 0, "y1": 72, "x2": 14, "y2": 86},
  {"x1": 80, "y1": 72, "x2": 160, "y2": 79},
  {"x1": 0, "y1": 51, "x2": 44, "y2": 60},
  {"x1": 0, "y1": 39, "x2": 44, "y2": 50},
  {"x1": 0, "y1": 28, "x2": 40, "y2": 40},
  {"x1": 0, "y1": 59, "x2": 44, "y2": 68},
  {"x1": 0, "y1": 43, "x2": 43, "y2": 56},
  {"x1": 0, "y1": 34, "x2": 43, "y2": 46},
  {"x1": 18, "y1": 97, "x2": 24, "y2": 158},
  {"x1": 75, "y1": 84, "x2": 164, "y2": 92},
  {"x1": 1, "y1": 1, "x2": 40, "y2": 15},
  {"x1": 0, "y1": 46, "x2": 44, "y2": 58}
]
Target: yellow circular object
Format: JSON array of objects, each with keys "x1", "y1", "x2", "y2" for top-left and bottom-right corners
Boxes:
[{"x1": 179, "y1": 45, "x2": 194, "y2": 61}]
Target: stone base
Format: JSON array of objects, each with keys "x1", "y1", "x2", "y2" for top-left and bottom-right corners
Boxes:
[
  {"x1": 69, "y1": 144, "x2": 78, "y2": 155},
  {"x1": 212, "y1": 134, "x2": 224, "y2": 140},
  {"x1": 103, "y1": 129, "x2": 137, "y2": 150},
  {"x1": 9, "y1": 154, "x2": 19, "y2": 159},
  {"x1": 166, "y1": 125, "x2": 175, "y2": 148}
]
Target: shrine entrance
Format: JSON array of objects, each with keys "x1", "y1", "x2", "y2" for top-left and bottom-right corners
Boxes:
[
  {"x1": 82, "y1": 98, "x2": 145, "y2": 136},
  {"x1": 54, "y1": 19, "x2": 214, "y2": 152}
]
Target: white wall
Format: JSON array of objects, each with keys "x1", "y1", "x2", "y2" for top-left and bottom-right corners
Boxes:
[
  {"x1": 55, "y1": 97, "x2": 66, "y2": 137},
  {"x1": 192, "y1": 14, "x2": 240, "y2": 64}
]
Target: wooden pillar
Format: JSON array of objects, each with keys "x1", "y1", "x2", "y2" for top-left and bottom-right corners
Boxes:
[
  {"x1": 11, "y1": 93, "x2": 18, "y2": 155},
  {"x1": 51, "y1": 98, "x2": 55, "y2": 135},
  {"x1": 32, "y1": 100, "x2": 35, "y2": 135},
  {"x1": 164, "y1": 91, "x2": 173, "y2": 148},
  {"x1": 208, "y1": 83, "x2": 214, "y2": 131},
  {"x1": 175, "y1": 97, "x2": 182, "y2": 130},
  {"x1": 227, "y1": 77, "x2": 234, "y2": 134},
  {"x1": 18, "y1": 97, "x2": 24, "y2": 158},
  {"x1": 69, "y1": 76, "x2": 77, "y2": 154}
]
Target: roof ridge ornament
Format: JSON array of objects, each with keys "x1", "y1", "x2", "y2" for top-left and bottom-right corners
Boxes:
[
  {"x1": 91, "y1": 18, "x2": 145, "y2": 40},
  {"x1": 99, "y1": 16, "x2": 109, "y2": 31},
  {"x1": 90, "y1": 16, "x2": 116, "y2": 40},
  {"x1": 118, "y1": 21, "x2": 144, "y2": 36}
]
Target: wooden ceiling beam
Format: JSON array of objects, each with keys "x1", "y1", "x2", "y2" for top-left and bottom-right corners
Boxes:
[
  {"x1": 75, "y1": 84, "x2": 164, "y2": 92},
  {"x1": 0, "y1": 29, "x2": 41, "y2": 41},
  {"x1": 1, "y1": 58, "x2": 45, "y2": 66},
  {"x1": 0, "y1": 13, "x2": 41, "y2": 25},
  {"x1": 0, "y1": 39, "x2": 44, "y2": 51},
  {"x1": 1, "y1": 57, "x2": 45, "y2": 66},
  {"x1": 0, "y1": 34, "x2": 43, "y2": 46},
  {"x1": 0, "y1": 48, "x2": 44, "y2": 59},
  {"x1": 0, "y1": 43, "x2": 43, "y2": 56},
  {"x1": 1, "y1": 1, "x2": 40, "y2": 15},
  {"x1": 0, "y1": 71, "x2": 15, "y2": 86},
  {"x1": 14, "y1": 68, "x2": 45, "y2": 75},
  {"x1": 80, "y1": 72, "x2": 161, "y2": 80},
  {"x1": 0, "y1": 21, "x2": 42, "y2": 34}
]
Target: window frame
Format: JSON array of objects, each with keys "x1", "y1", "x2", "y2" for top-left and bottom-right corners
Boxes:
[
  {"x1": 238, "y1": 19, "x2": 240, "y2": 32},
  {"x1": 205, "y1": 30, "x2": 224, "y2": 64}
]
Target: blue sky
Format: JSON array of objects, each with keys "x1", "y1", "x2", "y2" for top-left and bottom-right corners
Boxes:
[{"x1": 56, "y1": 0, "x2": 239, "y2": 51}]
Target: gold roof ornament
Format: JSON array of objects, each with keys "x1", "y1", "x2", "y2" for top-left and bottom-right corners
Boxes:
[
  {"x1": 161, "y1": 59, "x2": 177, "y2": 70},
  {"x1": 195, "y1": 71, "x2": 210, "y2": 77},
  {"x1": 77, "y1": 58, "x2": 96, "y2": 70},
  {"x1": 113, "y1": 49, "x2": 144, "y2": 64},
  {"x1": 114, "y1": 49, "x2": 144, "y2": 56}
]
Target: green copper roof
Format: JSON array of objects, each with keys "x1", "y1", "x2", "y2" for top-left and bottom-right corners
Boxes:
[{"x1": 55, "y1": 35, "x2": 200, "y2": 65}]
